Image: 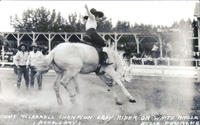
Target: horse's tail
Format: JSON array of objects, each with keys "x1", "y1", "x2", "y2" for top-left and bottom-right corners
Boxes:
[
  {"x1": 45, "y1": 50, "x2": 55, "y2": 66},
  {"x1": 36, "y1": 50, "x2": 55, "y2": 74}
]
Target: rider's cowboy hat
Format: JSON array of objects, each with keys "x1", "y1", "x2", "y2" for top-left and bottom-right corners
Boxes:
[
  {"x1": 90, "y1": 8, "x2": 97, "y2": 15},
  {"x1": 95, "y1": 11, "x2": 104, "y2": 18},
  {"x1": 18, "y1": 43, "x2": 27, "y2": 50},
  {"x1": 84, "y1": 12, "x2": 104, "y2": 20},
  {"x1": 18, "y1": 43, "x2": 27, "y2": 48},
  {"x1": 31, "y1": 42, "x2": 38, "y2": 47},
  {"x1": 90, "y1": 8, "x2": 104, "y2": 18}
]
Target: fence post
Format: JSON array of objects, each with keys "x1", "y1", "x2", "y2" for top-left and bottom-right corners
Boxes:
[
  {"x1": 32, "y1": 32, "x2": 36, "y2": 45},
  {"x1": 134, "y1": 34, "x2": 140, "y2": 54},
  {"x1": 154, "y1": 58, "x2": 157, "y2": 66},
  {"x1": 48, "y1": 34, "x2": 51, "y2": 52},
  {"x1": 1, "y1": 45, "x2": 4, "y2": 62},
  {"x1": 167, "y1": 58, "x2": 170, "y2": 66},
  {"x1": 17, "y1": 33, "x2": 20, "y2": 46},
  {"x1": 0, "y1": 80, "x2": 1, "y2": 93},
  {"x1": 142, "y1": 58, "x2": 144, "y2": 65},
  {"x1": 196, "y1": 59, "x2": 198, "y2": 69},
  {"x1": 114, "y1": 33, "x2": 118, "y2": 51},
  {"x1": 1, "y1": 46, "x2": 5, "y2": 67},
  {"x1": 158, "y1": 35, "x2": 163, "y2": 58}
]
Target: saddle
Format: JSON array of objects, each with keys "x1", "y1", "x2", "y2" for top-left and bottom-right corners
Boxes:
[
  {"x1": 80, "y1": 40, "x2": 111, "y2": 65},
  {"x1": 81, "y1": 35, "x2": 113, "y2": 74},
  {"x1": 82, "y1": 35, "x2": 112, "y2": 65}
]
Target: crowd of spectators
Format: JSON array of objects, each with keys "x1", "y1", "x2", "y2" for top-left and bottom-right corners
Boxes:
[{"x1": 129, "y1": 42, "x2": 197, "y2": 66}]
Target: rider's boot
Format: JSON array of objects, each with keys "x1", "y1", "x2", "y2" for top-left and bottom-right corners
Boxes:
[
  {"x1": 100, "y1": 51, "x2": 113, "y2": 66},
  {"x1": 101, "y1": 58, "x2": 113, "y2": 66}
]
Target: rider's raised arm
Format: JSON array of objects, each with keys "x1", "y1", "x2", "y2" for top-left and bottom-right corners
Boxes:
[{"x1": 85, "y1": 4, "x2": 93, "y2": 18}]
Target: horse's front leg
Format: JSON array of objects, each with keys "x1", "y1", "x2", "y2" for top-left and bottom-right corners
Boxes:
[
  {"x1": 111, "y1": 82, "x2": 123, "y2": 105},
  {"x1": 104, "y1": 67, "x2": 136, "y2": 103},
  {"x1": 98, "y1": 74, "x2": 122, "y2": 105},
  {"x1": 54, "y1": 73, "x2": 63, "y2": 105},
  {"x1": 72, "y1": 76, "x2": 79, "y2": 94},
  {"x1": 115, "y1": 78, "x2": 136, "y2": 103}
]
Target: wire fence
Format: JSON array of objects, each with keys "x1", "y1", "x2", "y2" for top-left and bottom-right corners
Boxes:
[{"x1": 130, "y1": 57, "x2": 200, "y2": 68}]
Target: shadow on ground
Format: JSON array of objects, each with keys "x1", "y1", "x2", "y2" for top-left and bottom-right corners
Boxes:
[{"x1": 0, "y1": 70, "x2": 197, "y2": 125}]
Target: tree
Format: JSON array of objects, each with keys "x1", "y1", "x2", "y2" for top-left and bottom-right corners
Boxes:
[
  {"x1": 97, "y1": 17, "x2": 113, "y2": 32},
  {"x1": 171, "y1": 18, "x2": 192, "y2": 31},
  {"x1": 10, "y1": 7, "x2": 66, "y2": 32},
  {"x1": 113, "y1": 21, "x2": 131, "y2": 32},
  {"x1": 63, "y1": 13, "x2": 85, "y2": 32}
]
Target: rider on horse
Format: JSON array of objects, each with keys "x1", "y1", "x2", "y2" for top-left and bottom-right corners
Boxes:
[{"x1": 83, "y1": 4, "x2": 112, "y2": 66}]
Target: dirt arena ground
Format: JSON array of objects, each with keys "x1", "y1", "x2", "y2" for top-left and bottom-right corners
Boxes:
[{"x1": 0, "y1": 68, "x2": 199, "y2": 125}]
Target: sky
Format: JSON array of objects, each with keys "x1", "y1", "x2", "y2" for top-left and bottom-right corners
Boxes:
[{"x1": 0, "y1": 0, "x2": 198, "y2": 32}]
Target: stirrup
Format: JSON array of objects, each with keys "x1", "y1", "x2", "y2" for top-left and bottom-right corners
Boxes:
[
  {"x1": 102, "y1": 62, "x2": 113, "y2": 66},
  {"x1": 95, "y1": 65, "x2": 105, "y2": 75}
]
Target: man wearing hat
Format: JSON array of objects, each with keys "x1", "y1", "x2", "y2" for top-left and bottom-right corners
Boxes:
[
  {"x1": 151, "y1": 42, "x2": 159, "y2": 58},
  {"x1": 26, "y1": 42, "x2": 43, "y2": 90},
  {"x1": 14, "y1": 43, "x2": 29, "y2": 89},
  {"x1": 83, "y1": 4, "x2": 112, "y2": 66}
]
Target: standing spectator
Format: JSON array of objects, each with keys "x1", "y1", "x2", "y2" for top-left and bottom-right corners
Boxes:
[
  {"x1": 151, "y1": 42, "x2": 159, "y2": 58},
  {"x1": 14, "y1": 43, "x2": 29, "y2": 89},
  {"x1": 26, "y1": 43, "x2": 43, "y2": 90},
  {"x1": 41, "y1": 46, "x2": 49, "y2": 55},
  {"x1": 165, "y1": 42, "x2": 171, "y2": 57}
]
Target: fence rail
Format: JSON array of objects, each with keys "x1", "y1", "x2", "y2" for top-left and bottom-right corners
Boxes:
[
  {"x1": 125, "y1": 65, "x2": 199, "y2": 79},
  {"x1": 130, "y1": 57, "x2": 200, "y2": 68},
  {"x1": 1, "y1": 57, "x2": 200, "y2": 80}
]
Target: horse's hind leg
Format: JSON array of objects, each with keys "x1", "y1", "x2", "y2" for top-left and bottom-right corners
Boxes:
[
  {"x1": 54, "y1": 73, "x2": 63, "y2": 105},
  {"x1": 106, "y1": 82, "x2": 123, "y2": 105},
  {"x1": 112, "y1": 83, "x2": 123, "y2": 105},
  {"x1": 60, "y1": 68, "x2": 81, "y2": 102}
]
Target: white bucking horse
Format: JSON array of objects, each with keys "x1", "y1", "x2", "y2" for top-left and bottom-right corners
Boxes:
[{"x1": 35, "y1": 42, "x2": 136, "y2": 105}]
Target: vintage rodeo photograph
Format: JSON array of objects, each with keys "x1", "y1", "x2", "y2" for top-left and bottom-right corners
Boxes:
[{"x1": 0, "y1": 0, "x2": 199, "y2": 125}]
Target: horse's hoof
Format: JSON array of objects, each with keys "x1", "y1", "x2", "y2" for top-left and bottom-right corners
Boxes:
[
  {"x1": 116, "y1": 101, "x2": 123, "y2": 105},
  {"x1": 115, "y1": 98, "x2": 123, "y2": 105},
  {"x1": 58, "y1": 102, "x2": 62, "y2": 105},
  {"x1": 17, "y1": 84, "x2": 21, "y2": 89},
  {"x1": 75, "y1": 88, "x2": 79, "y2": 94},
  {"x1": 70, "y1": 98, "x2": 76, "y2": 104},
  {"x1": 57, "y1": 100, "x2": 63, "y2": 105},
  {"x1": 129, "y1": 99, "x2": 136, "y2": 103},
  {"x1": 70, "y1": 94, "x2": 76, "y2": 98}
]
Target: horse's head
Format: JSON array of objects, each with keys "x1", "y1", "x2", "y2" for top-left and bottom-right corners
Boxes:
[{"x1": 102, "y1": 43, "x2": 131, "y2": 82}]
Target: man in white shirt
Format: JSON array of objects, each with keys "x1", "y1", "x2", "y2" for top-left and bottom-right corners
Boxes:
[
  {"x1": 26, "y1": 43, "x2": 43, "y2": 89},
  {"x1": 14, "y1": 43, "x2": 29, "y2": 89}
]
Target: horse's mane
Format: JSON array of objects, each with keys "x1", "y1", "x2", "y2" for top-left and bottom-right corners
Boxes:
[{"x1": 104, "y1": 41, "x2": 129, "y2": 79}]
